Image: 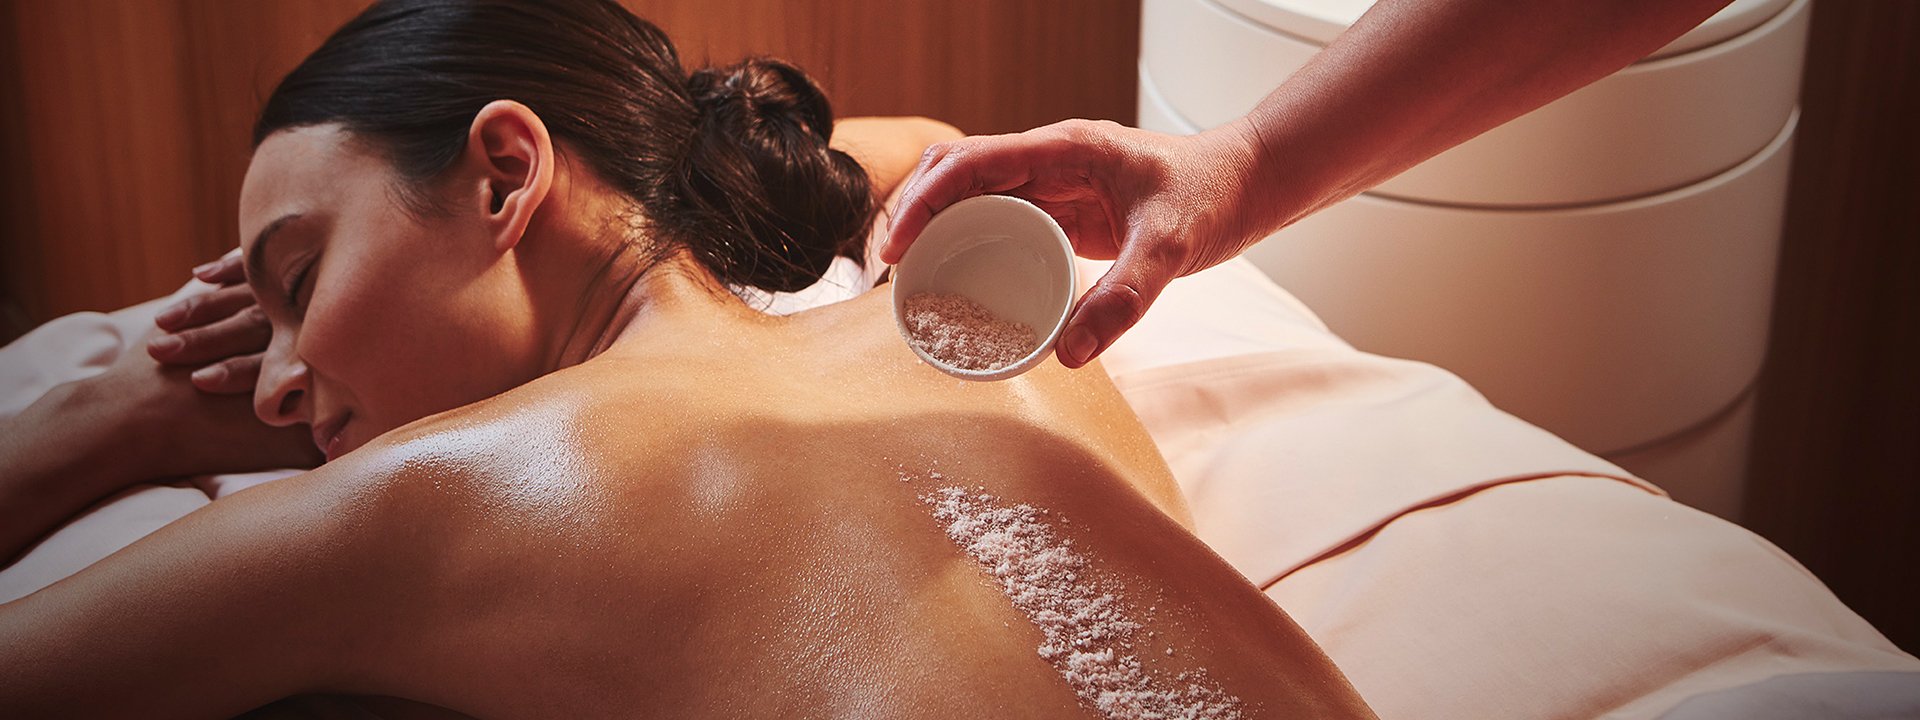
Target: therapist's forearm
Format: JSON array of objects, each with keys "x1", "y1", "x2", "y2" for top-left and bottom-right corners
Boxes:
[
  {"x1": 1212, "y1": 0, "x2": 1734, "y2": 239},
  {"x1": 0, "y1": 379, "x2": 148, "y2": 563}
]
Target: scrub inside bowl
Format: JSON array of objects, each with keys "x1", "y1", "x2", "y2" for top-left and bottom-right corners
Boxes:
[
  {"x1": 901, "y1": 290, "x2": 1039, "y2": 372},
  {"x1": 891, "y1": 195, "x2": 1076, "y2": 381}
]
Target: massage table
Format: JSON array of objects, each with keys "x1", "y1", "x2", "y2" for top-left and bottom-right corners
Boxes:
[{"x1": 3, "y1": 256, "x2": 1915, "y2": 718}]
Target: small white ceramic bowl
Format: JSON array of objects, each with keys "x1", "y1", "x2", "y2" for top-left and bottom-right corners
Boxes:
[{"x1": 891, "y1": 195, "x2": 1077, "y2": 381}]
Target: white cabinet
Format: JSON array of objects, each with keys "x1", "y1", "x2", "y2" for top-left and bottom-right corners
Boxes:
[{"x1": 1138, "y1": 0, "x2": 1812, "y2": 520}]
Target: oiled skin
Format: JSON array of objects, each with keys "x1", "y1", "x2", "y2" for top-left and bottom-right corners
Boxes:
[{"x1": 0, "y1": 286, "x2": 1374, "y2": 719}]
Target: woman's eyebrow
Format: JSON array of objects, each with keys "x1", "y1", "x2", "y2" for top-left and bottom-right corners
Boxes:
[{"x1": 244, "y1": 213, "x2": 304, "y2": 283}]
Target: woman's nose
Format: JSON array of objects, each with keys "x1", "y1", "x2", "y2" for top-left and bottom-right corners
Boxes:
[{"x1": 254, "y1": 338, "x2": 311, "y2": 427}]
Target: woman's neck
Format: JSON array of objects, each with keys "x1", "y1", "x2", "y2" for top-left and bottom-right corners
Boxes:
[
  {"x1": 550, "y1": 247, "x2": 771, "y2": 371},
  {"x1": 521, "y1": 176, "x2": 800, "y2": 373}
]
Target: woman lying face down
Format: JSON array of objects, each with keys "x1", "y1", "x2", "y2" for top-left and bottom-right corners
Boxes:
[
  {"x1": 238, "y1": 0, "x2": 880, "y2": 461},
  {"x1": 0, "y1": 1, "x2": 1376, "y2": 717}
]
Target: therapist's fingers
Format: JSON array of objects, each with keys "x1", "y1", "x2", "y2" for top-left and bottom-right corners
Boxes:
[
  {"x1": 189, "y1": 352, "x2": 263, "y2": 395},
  {"x1": 191, "y1": 251, "x2": 245, "y2": 285},
  {"x1": 154, "y1": 283, "x2": 256, "y2": 332},
  {"x1": 147, "y1": 305, "x2": 270, "y2": 366},
  {"x1": 884, "y1": 119, "x2": 1155, "y2": 265},
  {"x1": 882, "y1": 133, "x2": 1069, "y2": 265},
  {"x1": 1054, "y1": 237, "x2": 1182, "y2": 369}
]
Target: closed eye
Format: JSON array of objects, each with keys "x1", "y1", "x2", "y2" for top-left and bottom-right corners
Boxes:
[{"x1": 284, "y1": 256, "x2": 317, "y2": 310}]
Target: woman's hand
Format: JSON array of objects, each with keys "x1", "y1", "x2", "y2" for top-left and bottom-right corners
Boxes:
[
  {"x1": 879, "y1": 119, "x2": 1267, "y2": 369},
  {"x1": 0, "y1": 263, "x2": 319, "y2": 560},
  {"x1": 134, "y1": 251, "x2": 322, "y2": 473},
  {"x1": 146, "y1": 251, "x2": 272, "y2": 395},
  {"x1": 99, "y1": 323, "x2": 324, "y2": 480}
]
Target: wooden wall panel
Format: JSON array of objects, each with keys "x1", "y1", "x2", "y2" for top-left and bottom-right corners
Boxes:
[
  {"x1": 174, "y1": 1, "x2": 374, "y2": 275},
  {"x1": 0, "y1": 0, "x2": 1139, "y2": 336},
  {"x1": 0, "y1": 2, "x2": 32, "y2": 338},
  {"x1": 618, "y1": 0, "x2": 1141, "y2": 137},
  {"x1": 5, "y1": 1, "x2": 200, "y2": 331},
  {"x1": 1744, "y1": 0, "x2": 1920, "y2": 654},
  {"x1": 0, "y1": 0, "x2": 372, "y2": 337}
]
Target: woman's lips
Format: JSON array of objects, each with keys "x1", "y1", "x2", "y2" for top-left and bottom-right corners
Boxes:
[{"x1": 311, "y1": 413, "x2": 351, "y2": 462}]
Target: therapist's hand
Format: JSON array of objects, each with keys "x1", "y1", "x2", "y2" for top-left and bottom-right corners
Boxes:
[
  {"x1": 147, "y1": 251, "x2": 271, "y2": 395},
  {"x1": 880, "y1": 119, "x2": 1266, "y2": 368}
]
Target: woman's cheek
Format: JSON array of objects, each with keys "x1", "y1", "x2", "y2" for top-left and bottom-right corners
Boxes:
[{"x1": 297, "y1": 277, "x2": 405, "y2": 391}]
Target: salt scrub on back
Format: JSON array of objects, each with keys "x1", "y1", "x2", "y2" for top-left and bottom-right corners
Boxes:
[
  {"x1": 903, "y1": 292, "x2": 1038, "y2": 372},
  {"x1": 916, "y1": 481, "x2": 1244, "y2": 719}
]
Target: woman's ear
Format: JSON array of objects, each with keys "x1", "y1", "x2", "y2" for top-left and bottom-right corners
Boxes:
[{"x1": 463, "y1": 100, "x2": 554, "y2": 253}]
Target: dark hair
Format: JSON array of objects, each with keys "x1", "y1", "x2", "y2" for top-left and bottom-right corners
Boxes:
[{"x1": 255, "y1": 0, "x2": 874, "y2": 293}]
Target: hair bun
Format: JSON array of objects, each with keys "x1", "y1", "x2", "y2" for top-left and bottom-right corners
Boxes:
[
  {"x1": 687, "y1": 58, "x2": 832, "y2": 143},
  {"x1": 672, "y1": 58, "x2": 873, "y2": 293}
]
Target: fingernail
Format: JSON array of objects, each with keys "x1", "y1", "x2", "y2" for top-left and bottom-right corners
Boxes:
[
  {"x1": 154, "y1": 303, "x2": 186, "y2": 327},
  {"x1": 191, "y1": 364, "x2": 226, "y2": 386},
  {"x1": 1062, "y1": 327, "x2": 1097, "y2": 366},
  {"x1": 148, "y1": 334, "x2": 183, "y2": 355},
  {"x1": 192, "y1": 261, "x2": 219, "y2": 278}
]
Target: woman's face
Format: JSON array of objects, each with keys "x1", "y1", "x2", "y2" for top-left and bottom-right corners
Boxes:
[{"x1": 239, "y1": 125, "x2": 545, "y2": 461}]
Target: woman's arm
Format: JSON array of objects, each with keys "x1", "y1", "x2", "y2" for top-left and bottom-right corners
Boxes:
[
  {"x1": 831, "y1": 116, "x2": 965, "y2": 202},
  {"x1": 0, "y1": 380, "x2": 155, "y2": 563},
  {"x1": 832, "y1": 116, "x2": 966, "y2": 263},
  {"x1": 0, "y1": 329, "x2": 319, "y2": 563},
  {"x1": 0, "y1": 457, "x2": 397, "y2": 716}
]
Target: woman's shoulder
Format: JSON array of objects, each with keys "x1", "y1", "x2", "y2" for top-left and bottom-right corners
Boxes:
[
  {"x1": 346, "y1": 372, "x2": 683, "y2": 500},
  {"x1": 335, "y1": 357, "x2": 770, "y2": 549},
  {"x1": 368, "y1": 355, "x2": 700, "y2": 451}
]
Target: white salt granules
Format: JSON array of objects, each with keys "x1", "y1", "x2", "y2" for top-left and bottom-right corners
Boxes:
[
  {"x1": 904, "y1": 292, "x2": 1037, "y2": 371},
  {"x1": 918, "y1": 484, "x2": 1243, "y2": 719}
]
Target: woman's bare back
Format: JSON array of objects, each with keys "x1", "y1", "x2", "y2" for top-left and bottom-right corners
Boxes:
[
  {"x1": 316, "y1": 289, "x2": 1370, "y2": 718},
  {"x1": 1, "y1": 289, "x2": 1372, "y2": 718}
]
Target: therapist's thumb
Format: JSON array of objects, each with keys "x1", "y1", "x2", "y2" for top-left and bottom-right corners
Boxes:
[{"x1": 1055, "y1": 244, "x2": 1178, "y2": 369}]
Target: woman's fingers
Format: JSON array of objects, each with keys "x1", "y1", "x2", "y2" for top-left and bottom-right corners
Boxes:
[
  {"x1": 189, "y1": 353, "x2": 263, "y2": 395},
  {"x1": 147, "y1": 305, "x2": 270, "y2": 366},
  {"x1": 153, "y1": 283, "x2": 257, "y2": 332},
  {"x1": 191, "y1": 250, "x2": 246, "y2": 285},
  {"x1": 152, "y1": 249, "x2": 274, "y2": 395}
]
